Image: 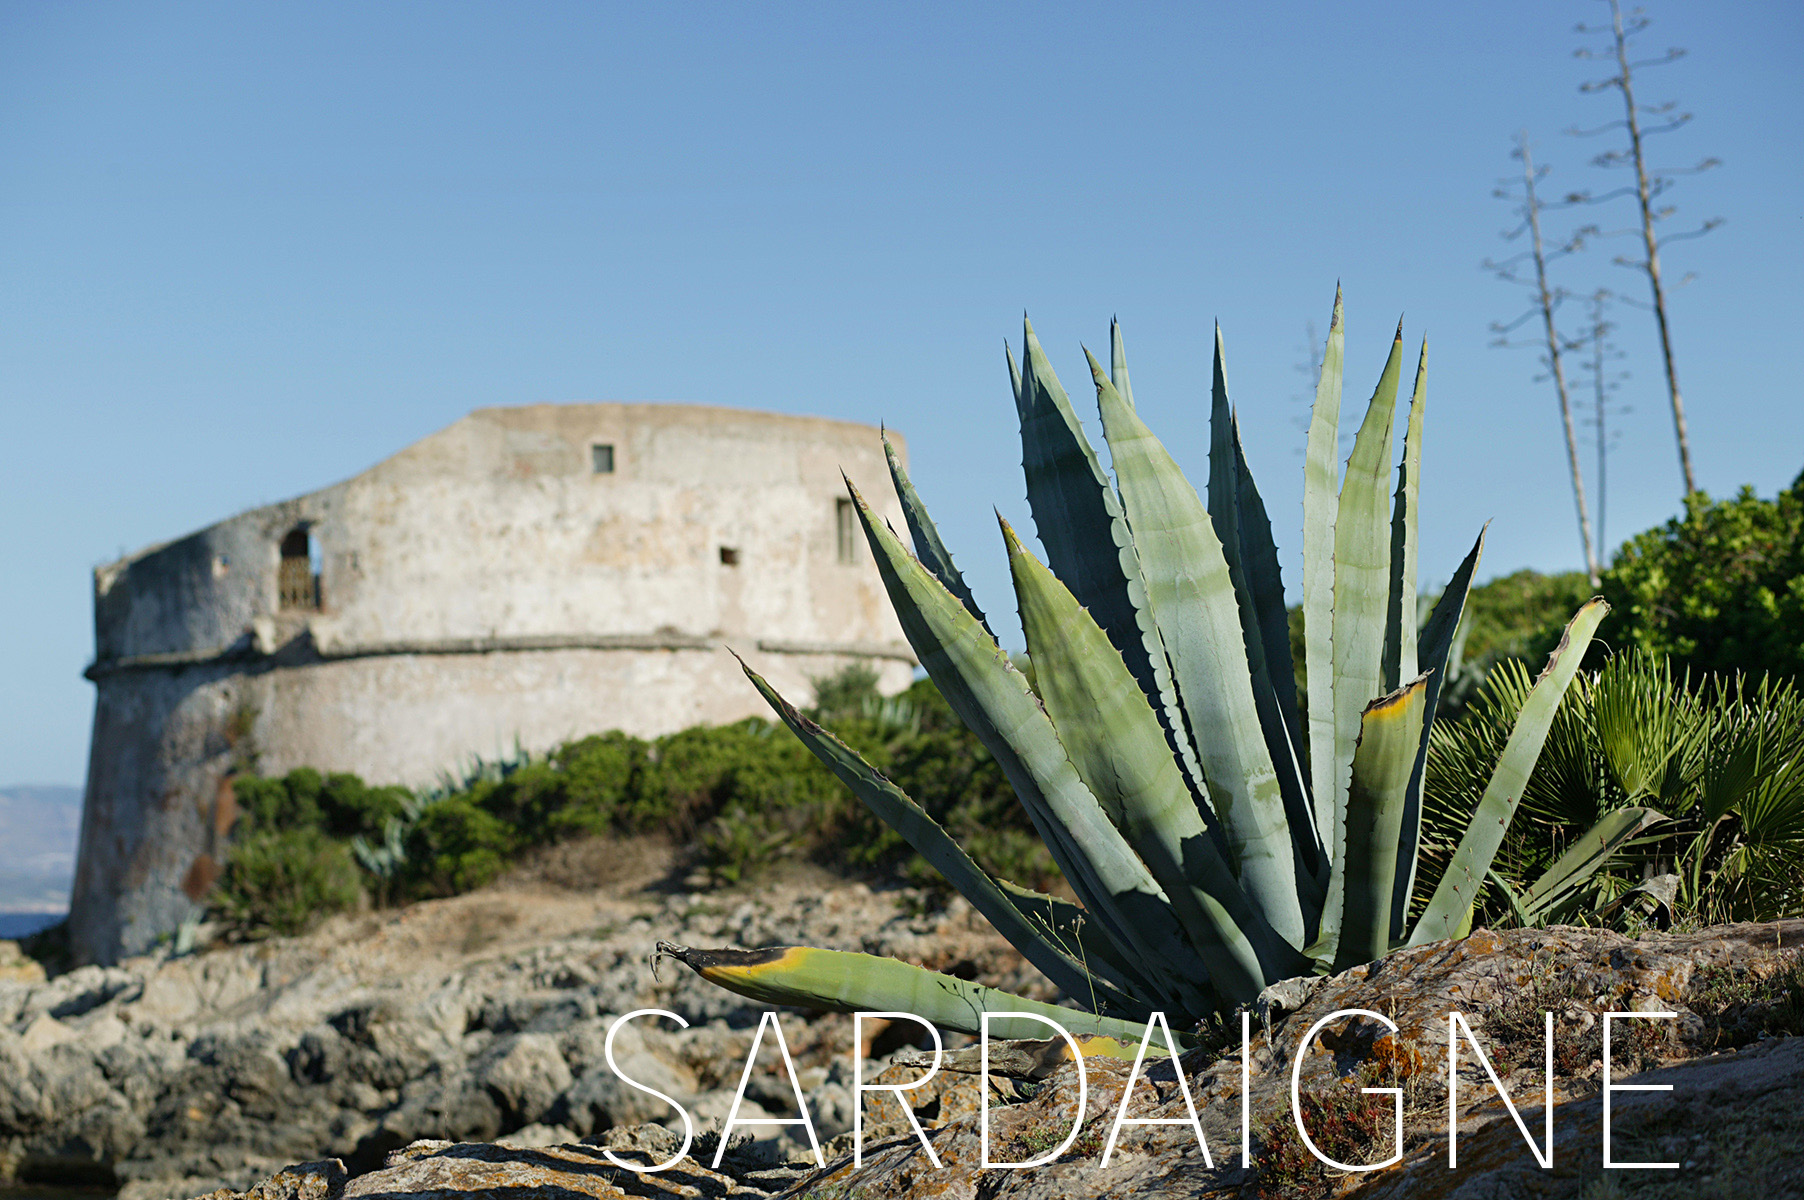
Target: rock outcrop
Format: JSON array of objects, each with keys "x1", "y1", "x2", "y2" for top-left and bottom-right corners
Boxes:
[
  {"x1": 194, "y1": 917, "x2": 1804, "y2": 1200},
  {"x1": 0, "y1": 868, "x2": 1039, "y2": 1199}
]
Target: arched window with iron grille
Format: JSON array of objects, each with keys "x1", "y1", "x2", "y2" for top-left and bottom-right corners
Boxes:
[{"x1": 278, "y1": 525, "x2": 322, "y2": 611}]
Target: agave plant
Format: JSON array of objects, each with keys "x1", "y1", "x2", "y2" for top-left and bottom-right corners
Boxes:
[{"x1": 659, "y1": 292, "x2": 1645, "y2": 1037}]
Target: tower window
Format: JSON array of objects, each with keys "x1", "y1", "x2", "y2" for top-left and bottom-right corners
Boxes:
[
  {"x1": 278, "y1": 525, "x2": 322, "y2": 611},
  {"x1": 591, "y1": 443, "x2": 616, "y2": 474},
  {"x1": 836, "y1": 498, "x2": 857, "y2": 564},
  {"x1": 719, "y1": 546, "x2": 740, "y2": 566}
]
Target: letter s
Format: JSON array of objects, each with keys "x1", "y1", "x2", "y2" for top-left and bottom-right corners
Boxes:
[{"x1": 603, "y1": 1008, "x2": 694, "y2": 1172}]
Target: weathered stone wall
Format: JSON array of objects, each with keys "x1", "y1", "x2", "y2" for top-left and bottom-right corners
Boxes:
[{"x1": 71, "y1": 404, "x2": 914, "y2": 964}]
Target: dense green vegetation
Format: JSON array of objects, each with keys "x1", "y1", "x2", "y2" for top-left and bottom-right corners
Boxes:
[
  {"x1": 1597, "y1": 471, "x2": 1804, "y2": 681},
  {"x1": 1421, "y1": 651, "x2": 1804, "y2": 929},
  {"x1": 213, "y1": 472, "x2": 1802, "y2": 942},
  {"x1": 210, "y1": 667, "x2": 1054, "y2": 938}
]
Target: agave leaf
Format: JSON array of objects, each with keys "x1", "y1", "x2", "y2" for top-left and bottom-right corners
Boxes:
[
  {"x1": 1231, "y1": 419, "x2": 1311, "y2": 847},
  {"x1": 1017, "y1": 324, "x2": 1205, "y2": 803},
  {"x1": 1330, "y1": 326, "x2": 1405, "y2": 809},
  {"x1": 1381, "y1": 340, "x2": 1427, "y2": 691},
  {"x1": 1389, "y1": 524, "x2": 1487, "y2": 941},
  {"x1": 653, "y1": 942, "x2": 1164, "y2": 1045},
  {"x1": 1207, "y1": 339, "x2": 1320, "y2": 889},
  {"x1": 1087, "y1": 344, "x2": 1214, "y2": 804},
  {"x1": 1302, "y1": 288, "x2": 1346, "y2": 842},
  {"x1": 1111, "y1": 318, "x2": 1134, "y2": 409},
  {"x1": 1016, "y1": 320, "x2": 1158, "y2": 698},
  {"x1": 1409, "y1": 597, "x2": 1610, "y2": 947},
  {"x1": 1597, "y1": 872, "x2": 1685, "y2": 927},
  {"x1": 1515, "y1": 806, "x2": 1667, "y2": 925},
  {"x1": 1335, "y1": 674, "x2": 1429, "y2": 971},
  {"x1": 1005, "y1": 518, "x2": 1283, "y2": 1002},
  {"x1": 846, "y1": 480, "x2": 1217, "y2": 1017},
  {"x1": 1092, "y1": 358, "x2": 1305, "y2": 949},
  {"x1": 994, "y1": 877, "x2": 1157, "y2": 1007},
  {"x1": 1318, "y1": 326, "x2": 1406, "y2": 961},
  {"x1": 739, "y1": 659, "x2": 1147, "y2": 1014},
  {"x1": 881, "y1": 431, "x2": 993, "y2": 639}
]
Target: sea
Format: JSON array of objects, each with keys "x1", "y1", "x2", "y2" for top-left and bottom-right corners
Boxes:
[{"x1": 0, "y1": 911, "x2": 64, "y2": 940}]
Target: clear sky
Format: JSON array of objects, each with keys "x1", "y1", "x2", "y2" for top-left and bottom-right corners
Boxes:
[{"x1": 3, "y1": 1, "x2": 1799, "y2": 788}]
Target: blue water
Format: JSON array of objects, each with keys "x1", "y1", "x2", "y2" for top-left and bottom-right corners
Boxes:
[{"x1": 0, "y1": 912, "x2": 64, "y2": 939}]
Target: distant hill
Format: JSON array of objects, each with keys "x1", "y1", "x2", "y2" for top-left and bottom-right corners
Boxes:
[{"x1": 0, "y1": 784, "x2": 81, "y2": 914}]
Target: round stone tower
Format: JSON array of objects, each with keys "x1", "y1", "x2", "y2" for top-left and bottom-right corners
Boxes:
[{"x1": 71, "y1": 403, "x2": 914, "y2": 964}]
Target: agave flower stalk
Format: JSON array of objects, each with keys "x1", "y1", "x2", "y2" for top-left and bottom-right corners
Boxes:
[{"x1": 664, "y1": 292, "x2": 1637, "y2": 1033}]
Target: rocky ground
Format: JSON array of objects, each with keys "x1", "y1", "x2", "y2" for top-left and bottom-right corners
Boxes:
[
  {"x1": 209, "y1": 920, "x2": 1804, "y2": 1200},
  {"x1": 0, "y1": 838, "x2": 1044, "y2": 1199},
  {"x1": 6, "y1": 838, "x2": 1804, "y2": 1200}
]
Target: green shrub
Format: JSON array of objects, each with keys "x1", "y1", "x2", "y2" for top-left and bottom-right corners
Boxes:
[
  {"x1": 318, "y1": 772, "x2": 412, "y2": 839},
  {"x1": 230, "y1": 766, "x2": 409, "y2": 840},
  {"x1": 399, "y1": 795, "x2": 517, "y2": 897},
  {"x1": 638, "y1": 721, "x2": 794, "y2": 833},
  {"x1": 212, "y1": 827, "x2": 363, "y2": 938},
  {"x1": 811, "y1": 662, "x2": 884, "y2": 718},
  {"x1": 878, "y1": 679, "x2": 1059, "y2": 890},
  {"x1": 1599, "y1": 472, "x2": 1804, "y2": 681},
  {"x1": 214, "y1": 667, "x2": 1058, "y2": 910},
  {"x1": 548, "y1": 731, "x2": 648, "y2": 836}
]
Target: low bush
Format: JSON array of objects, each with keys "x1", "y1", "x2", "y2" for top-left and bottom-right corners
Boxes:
[
  {"x1": 398, "y1": 795, "x2": 518, "y2": 898},
  {"x1": 230, "y1": 767, "x2": 410, "y2": 842},
  {"x1": 211, "y1": 667, "x2": 1058, "y2": 922},
  {"x1": 211, "y1": 826, "x2": 363, "y2": 939}
]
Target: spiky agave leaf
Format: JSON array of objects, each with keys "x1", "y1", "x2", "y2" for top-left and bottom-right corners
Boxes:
[
  {"x1": 1203, "y1": 337, "x2": 1320, "y2": 894},
  {"x1": 882, "y1": 431, "x2": 993, "y2": 639},
  {"x1": 1092, "y1": 351, "x2": 1304, "y2": 949},
  {"x1": 737, "y1": 655, "x2": 1151, "y2": 1014},
  {"x1": 1301, "y1": 288, "x2": 1347, "y2": 844},
  {"x1": 1390, "y1": 524, "x2": 1485, "y2": 941},
  {"x1": 651, "y1": 942, "x2": 1166, "y2": 1047},
  {"x1": 1410, "y1": 598, "x2": 1611, "y2": 946},
  {"x1": 844, "y1": 477, "x2": 1218, "y2": 1018},
  {"x1": 1335, "y1": 674, "x2": 1430, "y2": 971},
  {"x1": 1004, "y1": 515, "x2": 1293, "y2": 1002},
  {"x1": 1513, "y1": 806, "x2": 1667, "y2": 926},
  {"x1": 1316, "y1": 328, "x2": 1407, "y2": 966}
]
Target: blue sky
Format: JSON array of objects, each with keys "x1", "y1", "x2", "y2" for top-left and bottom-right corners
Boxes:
[{"x1": 3, "y1": 1, "x2": 1799, "y2": 787}]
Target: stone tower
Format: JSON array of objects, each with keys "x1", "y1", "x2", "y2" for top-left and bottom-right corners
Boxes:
[{"x1": 71, "y1": 403, "x2": 914, "y2": 964}]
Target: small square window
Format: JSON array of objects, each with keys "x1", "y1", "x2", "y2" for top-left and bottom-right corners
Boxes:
[
  {"x1": 591, "y1": 443, "x2": 615, "y2": 474},
  {"x1": 719, "y1": 546, "x2": 741, "y2": 566}
]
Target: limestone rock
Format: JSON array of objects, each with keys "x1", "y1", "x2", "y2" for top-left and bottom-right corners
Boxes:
[
  {"x1": 192, "y1": 1160, "x2": 347, "y2": 1200},
  {"x1": 337, "y1": 1139, "x2": 748, "y2": 1199},
  {"x1": 0, "y1": 942, "x2": 46, "y2": 985},
  {"x1": 11, "y1": 875, "x2": 1804, "y2": 1200},
  {"x1": 0, "y1": 878, "x2": 1016, "y2": 1196},
  {"x1": 480, "y1": 1033, "x2": 573, "y2": 1126}
]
